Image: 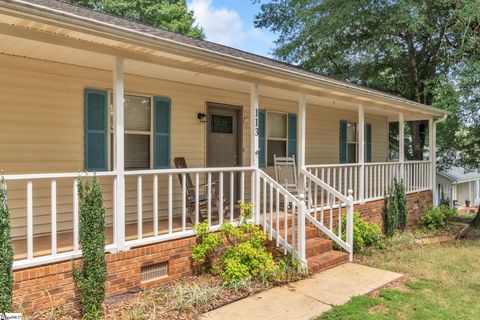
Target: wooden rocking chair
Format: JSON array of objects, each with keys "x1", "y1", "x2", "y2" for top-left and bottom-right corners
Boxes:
[
  {"x1": 274, "y1": 155, "x2": 299, "y2": 195},
  {"x1": 174, "y1": 157, "x2": 228, "y2": 224}
]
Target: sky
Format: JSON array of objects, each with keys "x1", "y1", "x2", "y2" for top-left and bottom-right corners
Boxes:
[{"x1": 187, "y1": 0, "x2": 276, "y2": 57}]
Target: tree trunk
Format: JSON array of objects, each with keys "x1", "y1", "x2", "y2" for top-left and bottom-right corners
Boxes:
[
  {"x1": 471, "y1": 206, "x2": 480, "y2": 228},
  {"x1": 410, "y1": 121, "x2": 427, "y2": 160}
]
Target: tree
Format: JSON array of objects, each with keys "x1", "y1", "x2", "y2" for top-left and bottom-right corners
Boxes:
[
  {"x1": 70, "y1": 0, "x2": 205, "y2": 39},
  {"x1": 0, "y1": 180, "x2": 13, "y2": 313},
  {"x1": 254, "y1": 0, "x2": 479, "y2": 167}
]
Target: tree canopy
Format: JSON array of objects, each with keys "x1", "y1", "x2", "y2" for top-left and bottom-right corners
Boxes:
[
  {"x1": 254, "y1": 0, "x2": 479, "y2": 168},
  {"x1": 70, "y1": 0, "x2": 205, "y2": 39}
]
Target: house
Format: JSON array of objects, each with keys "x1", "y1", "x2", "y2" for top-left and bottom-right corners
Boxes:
[
  {"x1": 0, "y1": 0, "x2": 448, "y2": 313},
  {"x1": 437, "y1": 167, "x2": 480, "y2": 209}
]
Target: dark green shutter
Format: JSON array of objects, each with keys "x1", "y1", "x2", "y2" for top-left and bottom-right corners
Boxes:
[
  {"x1": 365, "y1": 123, "x2": 372, "y2": 163},
  {"x1": 288, "y1": 113, "x2": 297, "y2": 159},
  {"x1": 153, "y1": 97, "x2": 171, "y2": 169},
  {"x1": 84, "y1": 89, "x2": 107, "y2": 171},
  {"x1": 339, "y1": 120, "x2": 347, "y2": 164},
  {"x1": 258, "y1": 110, "x2": 266, "y2": 167}
]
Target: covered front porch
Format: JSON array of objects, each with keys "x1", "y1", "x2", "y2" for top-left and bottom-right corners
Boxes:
[{"x1": 0, "y1": 10, "x2": 442, "y2": 270}]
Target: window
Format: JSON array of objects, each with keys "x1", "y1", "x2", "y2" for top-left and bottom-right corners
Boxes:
[
  {"x1": 211, "y1": 114, "x2": 233, "y2": 134},
  {"x1": 346, "y1": 122, "x2": 357, "y2": 163},
  {"x1": 266, "y1": 112, "x2": 287, "y2": 166},
  {"x1": 110, "y1": 94, "x2": 153, "y2": 170}
]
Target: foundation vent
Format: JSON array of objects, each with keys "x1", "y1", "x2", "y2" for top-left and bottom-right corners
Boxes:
[{"x1": 141, "y1": 261, "x2": 168, "y2": 282}]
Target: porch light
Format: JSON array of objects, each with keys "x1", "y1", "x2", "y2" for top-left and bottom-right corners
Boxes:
[{"x1": 197, "y1": 112, "x2": 207, "y2": 123}]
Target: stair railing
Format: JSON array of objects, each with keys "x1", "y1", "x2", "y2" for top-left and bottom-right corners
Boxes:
[
  {"x1": 301, "y1": 169, "x2": 354, "y2": 261},
  {"x1": 258, "y1": 169, "x2": 306, "y2": 264}
]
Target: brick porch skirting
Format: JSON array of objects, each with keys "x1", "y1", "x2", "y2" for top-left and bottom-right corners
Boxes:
[{"x1": 13, "y1": 190, "x2": 432, "y2": 314}]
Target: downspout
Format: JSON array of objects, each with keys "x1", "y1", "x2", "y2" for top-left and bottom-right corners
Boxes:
[{"x1": 432, "y1": 114, "x2": 448, "y2": 205}]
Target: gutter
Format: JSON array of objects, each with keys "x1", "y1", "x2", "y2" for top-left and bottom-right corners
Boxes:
[{"x1": 0, "y1": 0, "x2": 450, "y2": 116}]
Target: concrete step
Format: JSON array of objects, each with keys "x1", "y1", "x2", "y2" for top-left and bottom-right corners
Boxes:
[{"x1": 307, "y1": 250, "x2": 349, "y2": 274}]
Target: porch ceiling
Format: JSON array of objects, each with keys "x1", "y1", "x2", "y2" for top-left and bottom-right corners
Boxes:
[{"x1": 0, "y1": 10, "x2": 438, "y2": 120}]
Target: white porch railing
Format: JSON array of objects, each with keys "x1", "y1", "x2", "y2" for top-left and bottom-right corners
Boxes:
[
  {"x1": 301, "y1": 169, "x2": 354, "y2": 261},
  {"x1": 306, "y1": 160, "x2": 432, "y2": 202},
  {"x1": 258, "y1": 170, "x2": 306, "y2": 263}
]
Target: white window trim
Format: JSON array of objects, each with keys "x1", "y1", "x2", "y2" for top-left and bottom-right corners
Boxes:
[
  {"x1": 266, "y1": 110, "x2": 289, "y2": 167},
  {"x1": 346, "y1": 121, "x2": 358, "y2": 164},
  {"x1": 108, "y1": 91, "x2": 155, "y2": 170}
]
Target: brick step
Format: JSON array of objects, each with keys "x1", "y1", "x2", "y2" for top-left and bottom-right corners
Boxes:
[
  {"x1": 306, "y1": 238, "x2": 333, "y2": 258},
  {"x1": 307, "y1": 250, "x2": 349, "y2": 273}
]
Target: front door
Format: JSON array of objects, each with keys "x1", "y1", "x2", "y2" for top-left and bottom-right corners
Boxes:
[{"x1": 207, "y1": 103, "x2": 241, "y2": 203}]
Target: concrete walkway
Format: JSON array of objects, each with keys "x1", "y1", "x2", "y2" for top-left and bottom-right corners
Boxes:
[{"x1": 202, "y1": 263, "x2": 402, "y2": 320}]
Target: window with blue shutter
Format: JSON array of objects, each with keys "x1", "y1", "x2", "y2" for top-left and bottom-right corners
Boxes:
[
  {"x1": 258, "y1": 110, "x2": 266, "y2": 167},
  {"x1": 84, "y1": 89, "x2": 107, "y2": 171},
  {"x1": 339, "y1": 120, "x2": 348, "y2": 164},
  {"x1": 288, "y1": 113, "x2": 297, "y2": 160},
  {"x1": 365, "y1": 123, "x2": 372, "y2": 163},
  {"x1": 153, "y1": 97, "x2": 171, "y2": 169}
]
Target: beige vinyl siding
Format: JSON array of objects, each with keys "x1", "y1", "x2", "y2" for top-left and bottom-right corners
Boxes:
[{"x1": 0, "y1": 54, "x2": 389, "y2": 239}]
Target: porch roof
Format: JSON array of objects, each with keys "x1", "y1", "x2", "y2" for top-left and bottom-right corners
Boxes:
[{"x1": 0, "y1": 0, "x2": 448, "y2": 118}]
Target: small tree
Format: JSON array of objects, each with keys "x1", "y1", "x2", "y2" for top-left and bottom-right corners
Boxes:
[
  {"x1": 73, "y1": 175, "x2": 107, "y2": 318},
  {"x1": 0, "y1": 180, "x2": 13, "y2": 312},
  {"x1": 382, "y1": 179, "x2": 408, "y2": 236}
]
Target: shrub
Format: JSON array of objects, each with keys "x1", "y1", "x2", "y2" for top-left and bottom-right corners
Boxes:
[
  {"x1": 421, "y1": 205, "x2": 458, "y2": 230},
  {"x1": 192, "y1": 202, "x2": 277, "y2": 286},
  {"x1": 0, "y1": 180, "x2": 13, "y2": 312},
  {"x1": 341, "y1": 212, "x2": 382, "y2": 251},
  {"x1": 169, "y1": 282, "x2": 223, "y2": 312},
  {"x1": 382, "y1": 179, "x2": 407, "y2": 236},
  {"x1": 72, "y1": 175, "x2": 107, "y2": 319}
]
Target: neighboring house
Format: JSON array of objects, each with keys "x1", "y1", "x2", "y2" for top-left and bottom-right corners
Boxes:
[
  {"x1": 0, "y1": 0, "x2": 448, "y2": 313},
  {"x1": 437, "y1": 168, "x2": 480, "y2": 208}
]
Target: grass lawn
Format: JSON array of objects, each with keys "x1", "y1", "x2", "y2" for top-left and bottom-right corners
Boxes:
[{"x1": 317, "y1": 230, "x2": 480, "y2": 320}]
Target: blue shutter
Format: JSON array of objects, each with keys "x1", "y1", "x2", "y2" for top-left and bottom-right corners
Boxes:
[
  {"x1": 153, "y1": 97, "x2": 171, "y2": 169},
  {"x1": 288, "y1": 113, "x2": 297, "y2": 159},
  {"x1": 84, "y1": 89, "x2": 107, "y2": 171},
  {"x1": 258, "y1": 110, "x2": 266, "y2": 168},
  {"x1": 339, "y1": 120, "x2": 347, "y2": 164},
  {"x1": 365, "y1": 123, "x2": 372, "y2": 163}
]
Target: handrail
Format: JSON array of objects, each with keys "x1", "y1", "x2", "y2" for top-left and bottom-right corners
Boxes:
[
  {"x1": 301, "y1": 169, "x2": 352, "y2": 204},
  {"x1": 305, "y1": 163, "x2": 361, "y2": 169},
  {"x1": 2, "y1": 171, "x2": 117, "y2": 181},
  {"x1": 258, "y1": 170, "x2": 302, "y2": 204},
  {"x1": 124, "y1": 166, "x2": 255, "y2": 176}
]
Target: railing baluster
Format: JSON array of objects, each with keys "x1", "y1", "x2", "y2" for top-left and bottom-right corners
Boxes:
[
  {"x1": 283, "y1": 195, "x2": 288, "y2": 254},
  {"x1": 154, "y1": 174, "x2": 159, "y2": 236},
  {"x1": 195, "y1": 173, "x2": 200, "y2": 225},
  {"x1": 219, "y1": 172, "x2": 224, "y2": 225},
  {"x1": 180, "y1": 174, "x2": 185, "y2": 232},
  {"x1": 263, "y1": 178, "x2": 267, "y2": 233},
  {"x1": 338, "y1": 200, "x2": 342, "y2": 238},
  {"x1": 339, "y1": 168, "x2": 342, "y2": 197},
  {"x1": 207, "y1": 172, "x2": 212, "y2": 227},
  {"x1": 27, "y1": 181, "x2": 33, "y2": 260},
  {"x1": 137, "y1": 175, "x2": 143, "y2": 240},
  {"x1": 314, "y1": 169, "x2": 318, "y2": 220},
  {"x1": 344, "y1": 167, "x2": 348, "y2": 196},
  {"x1": 51, "y1": 180, "x2": 57, "y2": 256},
  {"x1": 269, "y1": 183, "x2": 273, "y2": 240},
  {"x1": 73, "y1": 178, "x2": 79, "y2": 254},
  {"x1": 168, "y1": 174, "x2": 173, "y2": 234},
  {"x1": 276, "y1": 189, "x2": 280, "y2": 247},
  {"x1": 230, "y1": 172, "x2": 234, "y2": 223},
  {"x1": 240, "y1": 171, "x2": 245, "y2": 203},
  {"x1": 291, "y1": 203, "x2": 296, "y2": 249},
  {"x1": 113, "y1": 177, "x2": 117, "y2": 245}
]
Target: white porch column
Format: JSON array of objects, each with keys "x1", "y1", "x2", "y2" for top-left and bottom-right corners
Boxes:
[
  {"x1": 429, "y1": 118, "x2": 437, "y2": 205},
  {"x1": 399, "y1": 113, "x2": 405, "y2": 181},
  {"x1": 250, "y1": 83, "x2": 260, "y2": 224},
  {"x1": 114, "y1": 56, "x2": 125, "y2": 251},
  {"x1": 298, "y1": 94, "x2": 307, "y2": 189},
  {"x1": 358, "y1": 105, "x2": 365, "y2": 202}
]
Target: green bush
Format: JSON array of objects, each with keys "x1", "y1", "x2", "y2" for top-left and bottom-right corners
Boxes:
[
  {"x1": 0, "y1": 181, "x2": 13, "y2": 312},
  {"x1": 341, "y1": 212, "x2": 382, "y2": 252},
  {"x1": 72, "y1": 175, "x2": 107, "y2": 319},
  {"x1": 192, "y1": 202, "x2": 277, "y2": 286},
  {"x1": 382, "y1": 179, "x2": 408, "y2": 236},
  {"x1": 421, "y1": 205, "x2": 458, "y2": 230}
]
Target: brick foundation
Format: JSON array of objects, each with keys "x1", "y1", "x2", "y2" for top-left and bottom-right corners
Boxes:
[
  {"x1": 355, "y1": 190, "x2": 432, "y2": 228},
  {"x1": 13, "y1": 190, "x2": 432, "y2": 314},
  {"x1": 13, "y1": 237, "x2": 198, "y2": 314}
]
